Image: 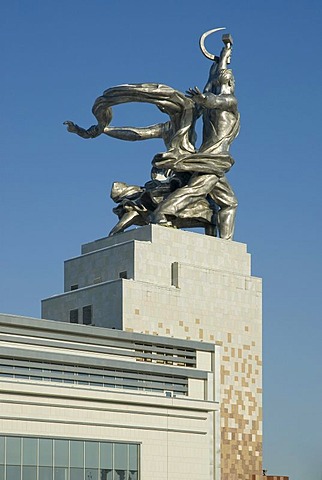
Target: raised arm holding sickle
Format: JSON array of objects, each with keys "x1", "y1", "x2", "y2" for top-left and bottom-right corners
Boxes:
[{"x1": 152, "y1": 29, "x2": 240, "y2": 240}]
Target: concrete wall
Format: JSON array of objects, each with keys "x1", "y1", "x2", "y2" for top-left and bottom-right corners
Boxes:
[
  {"x1": 64, "y1": 241, "x2": 135, "y2": 291},
  {"x1": 42, "y1": 280, "x2": 123, "y2": 328}
]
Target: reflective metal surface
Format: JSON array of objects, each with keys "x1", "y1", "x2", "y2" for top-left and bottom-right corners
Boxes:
[{"x1": 65, "y1": 29, "x2": 239, "y2": 239}]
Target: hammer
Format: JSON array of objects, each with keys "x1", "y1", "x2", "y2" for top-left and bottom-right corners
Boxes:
[{"x1": 222, "y1": 33, "x2": 233, "y2": 64}]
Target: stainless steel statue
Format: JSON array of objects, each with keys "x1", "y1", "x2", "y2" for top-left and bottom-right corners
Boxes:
[{"x1": 64, "y1": 28, "x2": 239, "y2": 239}]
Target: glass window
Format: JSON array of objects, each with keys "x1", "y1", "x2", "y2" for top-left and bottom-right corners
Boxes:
[
  {"x1": 22, "y1": 465, "x2": 37, "y2": 480},
  {"x1": 1, "y1": 437, "x2": 138, "y2": 480},
  {"x1": 115, "y1": 470, "x2": 126, "y2": 480},
  {"x1": 129, "y1": 471, "x2": 138, "y2": 480},
  {"x1": 70, "y1": 441, "x2": 83, "y2": 467},
  {"x1": 54, "y1": 440, "x2": 69, "y2": 467},
  {"x1": 128, "y1": 445, "x2": 138, "y2": 471},
  {"x1": 6, "y1": 437, "x2": 21, "y2": 465},
  {"x1": 83, "y1": 305, "x2": 92, "y2": 325},
  {"x1": 39, "y1": 439, "x2": 53, "y2": 466},
  {"x1": 100, "y1": 469, "x2": 112, "y2": 480},
  {"x1": 54, "y1": 467, "x2": 68, "y2": 480},
  {"x1": 70, "y1": 467, "x2": 83, "y2": 480},
  {"x1": 23, "y1": 438, "x2": 37, "y2": 465},
  {"x1": 39, "y1": 466, "x2": 53, "y2": 480},
  {"x1": 6, "y1": 465, "x2": 21, "y2": 480},
  {"x1": 0, "y1": 437, "x2": 4, "y2": 464},
  {"x1": 100, "y1": 443, "x2": 112, "y2": 470},
  {"x1": 70, "y1": 309, "x2": 79, "y2": 323},
  {"x1": 85, "y1": 468, "x2": 98, "y2": 480},
  {"x1": 114, "y1": 444, "x2": 128, "y2": 470},
  {"x1": 85, "y1": 442, "x2": 99, "y2": 468}
]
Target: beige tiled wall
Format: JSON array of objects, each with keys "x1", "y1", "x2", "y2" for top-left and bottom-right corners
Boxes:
[{"x1": 121, "y1": 226, "x2": 262, "y2": 480}]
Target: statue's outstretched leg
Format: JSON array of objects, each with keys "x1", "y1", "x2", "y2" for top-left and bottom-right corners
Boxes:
[
  {"x1": 109, "y1": 211, "x2": 142, "y2": 236},
  {"x1": 208, "y1": 177, "x2": 238, "y2": 240},
  {"x1": 205, "y1": 224, "x2": 217, "y2": 236}
]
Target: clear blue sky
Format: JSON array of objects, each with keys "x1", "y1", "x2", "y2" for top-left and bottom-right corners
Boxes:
[{"x1": 1, "y1": 1, "x2": 321, "y2": 479}]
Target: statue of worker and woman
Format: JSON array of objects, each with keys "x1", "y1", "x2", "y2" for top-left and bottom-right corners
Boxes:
[{"x1": 64, "y1": 28, "x2": 240, "y2": 240}]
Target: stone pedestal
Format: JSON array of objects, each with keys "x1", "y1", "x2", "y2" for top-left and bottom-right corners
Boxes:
[{"x1": 42, "y1": 225, "x2": 262, "y2": 480}]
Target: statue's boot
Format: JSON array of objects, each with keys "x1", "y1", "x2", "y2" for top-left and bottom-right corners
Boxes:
[{"x1": 109, "y1": 211, "x2": 141, "y2": 236}]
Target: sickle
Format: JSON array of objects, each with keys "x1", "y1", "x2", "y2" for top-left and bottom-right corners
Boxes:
[{"x1": 199, "y1": 27, "x2": 226, "y2": 61}]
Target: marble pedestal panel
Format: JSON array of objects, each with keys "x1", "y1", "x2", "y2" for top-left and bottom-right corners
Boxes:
[{"x1": 42, "y1": 225, "x2": 262, "y2": 480}]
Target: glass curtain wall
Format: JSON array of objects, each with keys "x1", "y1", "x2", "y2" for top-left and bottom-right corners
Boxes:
[{"x1": 0, "y1": 437, "x2": 139, "y2": 480}]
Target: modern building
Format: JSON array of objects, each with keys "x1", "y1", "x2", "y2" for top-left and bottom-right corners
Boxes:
[
  {"x1": 0, "y1": 312, "x2": 219, "y2": 480},
  {"x1": 1, "y1": 225, "x2": 263, "y2": 480}
]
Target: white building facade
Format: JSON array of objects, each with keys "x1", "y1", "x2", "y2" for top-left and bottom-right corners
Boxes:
[{"x1": 0, "y1": 313, "x2": 220, "y2": 480}]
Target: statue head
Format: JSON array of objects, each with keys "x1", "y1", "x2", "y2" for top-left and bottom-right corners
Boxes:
[{"x1": 216, "y1": 69, "x2": 235, "y2": 93}]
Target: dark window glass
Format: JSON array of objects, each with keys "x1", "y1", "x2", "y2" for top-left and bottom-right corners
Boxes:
[
  {"x1": 171, "y1": 262, "x2": 179, "y2": 287},
  {"x1": 39, "y1": 466, "x2": 53, "y2": 480},
  {"x1": 22, "y1": 465, "x2": 37, "y2": 480},
  {"x1": 2, "y1": 437, "x2": 138, "y2": 480},
  {"x1": 119, "y1": 271, "x2": 127, "y2": 279},
  {"x1": 83, "y1": 305, "x2": 92, "y2": 325},
  {"x1": 100, "y1": 443, "x2": 112, "y2": 469},
  {"x1": 115, "y1": 470, "x2": 126, "y2": 480},
  {"x1": 85, "y1": 442, "x2": 98, "y2": 468},
  {"x1": 6, "y1": 465, "x2": 21, "y2": 480},
  {"x1": 85, "y1": 468, "x2": 98, "y2": 480},
  {"x1": 23, "y1": 438, "x2": 37, "y2": 465},
  {"x1": 114, "y1": 444, "x2": 127, "y2": 470},
  {"x1": 39, "y1": 439, "x2": 53, "y2": 466},
  {"x1": 129, "y1": 472, "x2": 138, "y2": 480},
  {"x1": 70, "y1": 285, "x2": 78, "y2": 291},
  {"x1": 100, "y1": 469, "x2": 113, "y2": 480},
  {"x1": 70, "y1": 309, "x2": 79, "y2": 323},
  {"x1": 54, "y1": 440, "x2": 69, "y2": 467},
  {"x1": 6, "y1": 437, "x2": 21, "y2": 465},
  {"x1": 54, "y1": 467, "x2": 68, "y2": 480},
  {"x1": 0, "y1": 438, "x2": 4, "y2": 464},
  {"x1": 129, "y1": 445, "x2": 138, "y2": 471},
  {"x1": 70, "y1": 467, "x2": 83, "y2": 480},
  {"x1": 70, "y1": 441, "x2": 83, "y2": 467}
]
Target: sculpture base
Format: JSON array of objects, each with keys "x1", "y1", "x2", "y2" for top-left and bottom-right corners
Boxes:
[{"x1": 42, "y1": 225, "x2": 262, "y2": 480}]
